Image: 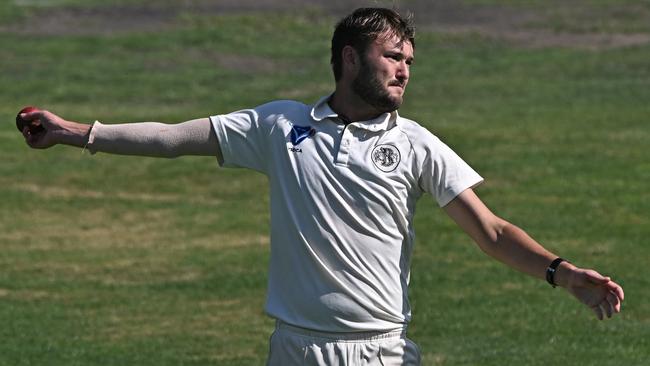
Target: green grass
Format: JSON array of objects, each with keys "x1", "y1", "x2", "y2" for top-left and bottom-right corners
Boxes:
[{"x1": 1, "y1": 3, "x2": 649, "y2": 365}]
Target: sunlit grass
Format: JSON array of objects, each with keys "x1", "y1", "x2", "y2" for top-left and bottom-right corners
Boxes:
[{"x1": 1, "y1": 3, "x2": 648, "y2": 365}]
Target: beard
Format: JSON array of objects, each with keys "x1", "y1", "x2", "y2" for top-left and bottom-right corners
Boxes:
[{"x1": 351, "y1": 57, "x2": 403, "y2": 114}]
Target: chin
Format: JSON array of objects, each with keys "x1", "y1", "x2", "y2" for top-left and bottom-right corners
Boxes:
[
  {"x1": 388, "y1": 89, "x2": 404, "y2": 101},
  {"x1": 390, "y1": 95, "x2": 404, "y2": 107},
  {"x1": 377, "y1": 97, "x2": 402, "y2": 113}
]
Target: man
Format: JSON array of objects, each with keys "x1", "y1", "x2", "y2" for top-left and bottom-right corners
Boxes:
[{"x1": 20, "y1": 7, "x2": 623, "y2": 366}]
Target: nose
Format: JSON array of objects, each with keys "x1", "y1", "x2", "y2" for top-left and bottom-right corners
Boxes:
[{"x1": 396, "y1": 61, "x2": 409, "y2": 83}]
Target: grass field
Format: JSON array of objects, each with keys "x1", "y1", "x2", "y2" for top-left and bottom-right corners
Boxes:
[{"x1": 1, "y1": 1, "x2": 649, "y2": 365}]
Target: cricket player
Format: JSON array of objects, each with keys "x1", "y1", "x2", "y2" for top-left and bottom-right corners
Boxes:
[{"x1": 19, "y1": 7, "x2": 624, "y2": 366}]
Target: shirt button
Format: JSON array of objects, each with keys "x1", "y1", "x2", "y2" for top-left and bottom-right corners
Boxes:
[{"x1": 343, "y1": 140, "x2": 350, "y2": 146}]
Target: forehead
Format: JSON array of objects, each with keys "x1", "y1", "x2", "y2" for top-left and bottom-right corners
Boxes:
[{"x1": 369, "y1": 33, "x2": 414, "y2": 56}]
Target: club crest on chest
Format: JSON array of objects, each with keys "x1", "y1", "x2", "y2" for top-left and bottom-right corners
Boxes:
[{"x1": 371, "y1": 144, "x2": 400, "y2": 172}]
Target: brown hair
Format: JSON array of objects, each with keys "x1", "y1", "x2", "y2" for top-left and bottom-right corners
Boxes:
[{"x1": 331, "y1": 8, "x2": 415, "y2": 81}]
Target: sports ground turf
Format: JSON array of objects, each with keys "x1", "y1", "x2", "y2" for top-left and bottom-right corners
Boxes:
[{"x1": 0, "y1": 1, "x2": 648, "y2": 364}]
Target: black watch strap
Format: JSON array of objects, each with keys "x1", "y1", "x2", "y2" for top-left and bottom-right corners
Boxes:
[{"x1": 545, "y1": 257, "x2": 566, "y2": 288}]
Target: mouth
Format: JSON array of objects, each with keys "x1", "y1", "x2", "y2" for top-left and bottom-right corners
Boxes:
[
  {"x1": 388, "y1": 80, "x2": 405, "y2": 89},
  {"x1": 388, "y1": 84, "x2": 405, "y2": 94}
]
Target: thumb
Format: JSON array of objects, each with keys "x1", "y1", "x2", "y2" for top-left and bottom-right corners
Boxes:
[
  {"x1": 20, "y1": 110, "x2": 44, "y2": 121},
  {"x1": 20, "y1": 112, "x2": 34, "y2": 120}
]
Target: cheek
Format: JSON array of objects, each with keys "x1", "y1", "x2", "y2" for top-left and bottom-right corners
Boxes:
[
  {"x1": 375, "y1": 67, "x2": 393, "y2": 82},
  {"x1": 387, "y1": 64, "x2": 403, "y2": 79}
]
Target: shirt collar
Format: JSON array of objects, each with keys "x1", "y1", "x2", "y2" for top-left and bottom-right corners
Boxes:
[{"x1": 310, "y1": 94, "x2": 398, "y2": 131}]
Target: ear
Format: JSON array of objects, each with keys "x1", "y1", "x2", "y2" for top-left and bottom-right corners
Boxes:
[{"x1": 341, "y1": 45, "x2": 360, "y2": 77}]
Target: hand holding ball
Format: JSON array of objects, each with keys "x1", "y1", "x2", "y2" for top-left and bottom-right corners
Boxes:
[{"x1": 16, "y1": 106, "x2": 46, "y2": 135}]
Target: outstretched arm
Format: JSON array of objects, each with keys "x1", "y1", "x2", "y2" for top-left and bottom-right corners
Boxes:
[
  {"x1": 443, "y1": 188, "x2": 624, "y2": 320},
  {"x1": 19, "y1": 109, "x2": 222, "y2": 159}
]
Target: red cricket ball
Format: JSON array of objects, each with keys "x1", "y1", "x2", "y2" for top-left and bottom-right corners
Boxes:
[{"x1": 16, "y1": 106, "x2": 45, "y2": 134}]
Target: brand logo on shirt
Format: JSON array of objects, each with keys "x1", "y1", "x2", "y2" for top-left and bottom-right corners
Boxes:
[
  {"x1": 289, "y1": 125, "x2": 315, "y2": 146},
  {"x1": 371, "y1": 144, "x2": 400, "y2": 172}
]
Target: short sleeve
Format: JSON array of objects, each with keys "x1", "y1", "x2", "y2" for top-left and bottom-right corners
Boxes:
[
  {"x1": 418, "y1": 134, "x2": 483, "y2": 207},
  {"x1": 210, "y1": 108, "x2": 268, "y2": 174}
]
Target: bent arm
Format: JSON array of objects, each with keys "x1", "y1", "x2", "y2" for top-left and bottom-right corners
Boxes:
[
  {"x1": 20, "y1": 109, "x2": 222, "y2": 159},
  {"x1": 443, "y1": 188, "x2": 624, "y2": 319},
  {"x1": 444, "y1": 189, "x2": 570, "y2": 283}
]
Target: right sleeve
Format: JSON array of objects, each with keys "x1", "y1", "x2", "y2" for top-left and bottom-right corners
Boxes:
[
  {"x1": 209, "y1": 108, "x2": 269, "y2": 174},
  {"x1": 417, "y1": 132, "x2": 484, "y2": 207}
]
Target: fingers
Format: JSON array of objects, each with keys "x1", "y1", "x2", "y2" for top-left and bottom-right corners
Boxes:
[
  {"x1": 606, "y1": 291, "x2": 621, "y2": 314},
  {"x1": 603, "y1": 296, "x2": 614, "y2": 318},
  {"x1": 22, "y1": 126, "x2": 30, "y2": 140},
  {"x1": 24, "y1": 127, "x2": 39, "y2": 147},
  {"x1": 591, "y1": 290, "x2": 622, "y2": 321},
  {"x1": 591, "y1": 301, "x2": 611, "y2": 320},
  {"x1": 587, "y1": 269, "x2": 625, "y2": 302},
  {"x1": 19, "y1": 109, "x2": 55, "y2": 149},
  {"x1": 22, "y1": 123, "x2": 47, "y2": 148},
  {"x1": 21, "y1": 110, "x2": 54, "y2": 129},
  {"x1": 20, "y1": 110, "x2": 44, "y2": 122},
  {"x1": 591, "y1": 304, "x2": 604, "y2": 320},
  {"x1": 598, "y1": 276, "x2": 625, "y2": 312},
  {"x1": 573, "y1": 268, "x2": 624, "y2": 320},
  {"x1": 606, "y1": 280, "x2": 625, "y2": 302},
  {"x1": 596, "y1": 278, "x2": 624, "y2": 320}
]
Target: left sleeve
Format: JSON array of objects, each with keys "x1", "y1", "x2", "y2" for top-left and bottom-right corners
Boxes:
[{"x1": 417, "y1": 132, "x2": 484, "y2": 207}]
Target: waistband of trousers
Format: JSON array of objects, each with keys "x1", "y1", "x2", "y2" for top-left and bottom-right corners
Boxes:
[{"x1": 275, "y1": 320, "x2": 407, "y2": 343}]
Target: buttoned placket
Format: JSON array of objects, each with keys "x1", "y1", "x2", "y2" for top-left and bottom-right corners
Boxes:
[
  {"x1": 335, "y1": 122, "x2": 354, "y2": 167},
  {"x1": 310, "y1": 96, "x2": 396, "y2": 168},
  {"x1": 333, "y1": 120, "x2": 388, "y2": 167}
]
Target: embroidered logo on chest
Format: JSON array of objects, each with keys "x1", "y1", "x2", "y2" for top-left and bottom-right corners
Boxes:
[
  {"x1": 371, "y1": 144, "x2": 401, "y2": 172},
  {"x1": 289, "y1": 125, "x2": 315, "y2": 146}
]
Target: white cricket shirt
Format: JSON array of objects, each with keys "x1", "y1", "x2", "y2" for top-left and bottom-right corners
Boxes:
[{"x1": 210, "y1": 96, "x2": 483, "y2": 332}]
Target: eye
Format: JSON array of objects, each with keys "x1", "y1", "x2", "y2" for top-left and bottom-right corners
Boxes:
[{"x1": 385, "y1": 53, "x2": 401, "y2": 62}]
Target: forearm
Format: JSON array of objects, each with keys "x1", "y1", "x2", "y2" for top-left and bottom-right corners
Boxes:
[
  {"x1": 50, "y1": 120, "x2": 93, "y2": 148},
  {"x1": 484, "y1": 221, "x2": 624, "y2": 320},
  {"x1": 480, "y1": 222, "x2": 576, "y2": 287},
  {"x1": 86, "y1": 118, "x2": 220, "y2": 158},
  {"x1": 444, "y1": 190, "x2": 576, "y2": 287},
  {"x1": 445, "y1": 190, "x2": 623, "y2": 319}
]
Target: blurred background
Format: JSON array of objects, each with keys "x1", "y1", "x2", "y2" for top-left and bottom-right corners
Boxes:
[{"x1": 1, "y1": 1, "x2": 648, "y2": 365}]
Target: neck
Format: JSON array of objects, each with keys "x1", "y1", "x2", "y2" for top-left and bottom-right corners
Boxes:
[{"x1": 329, "y1": 87, "x2": 382, "y2": 122}]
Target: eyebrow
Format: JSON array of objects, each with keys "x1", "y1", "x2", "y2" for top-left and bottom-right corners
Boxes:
[{"x1": 386, "y1": 50, "x2": 415, "y2": 64}]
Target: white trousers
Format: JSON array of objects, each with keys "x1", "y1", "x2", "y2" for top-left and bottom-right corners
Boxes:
[{"x1": 266, "y1": 321, "x2": 421, "y2": 366}]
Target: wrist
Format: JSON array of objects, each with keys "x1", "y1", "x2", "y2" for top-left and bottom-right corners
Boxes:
[
  {"x1": 56, "y1": 120, "x2": 93, "y2": 147},
  {"x1": 551, "y1": 260, "x2": 577, "y2": 288}
]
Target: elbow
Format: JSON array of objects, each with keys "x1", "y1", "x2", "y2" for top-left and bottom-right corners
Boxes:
[{"x1": 476, "y1": 237, "x2": 499, "y2": 258}]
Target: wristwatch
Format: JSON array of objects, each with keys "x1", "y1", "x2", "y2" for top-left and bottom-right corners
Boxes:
[{"x1": 545, "y1": 257, "x2": 567, "y2": 288}]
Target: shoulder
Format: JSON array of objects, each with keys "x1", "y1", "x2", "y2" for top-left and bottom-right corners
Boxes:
[
  {"x1": 228, "y1": 100, "x2": 310, "y2": 131},
  {"x1": 254, "y1": 100, "x2": 310, "y2": 118},
  {"x1": 393, "y1": 115, "x2": 466, "y2": 171},
  {"x1": 394, "y1": 115, "x2": 443, "y2": 150}
]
